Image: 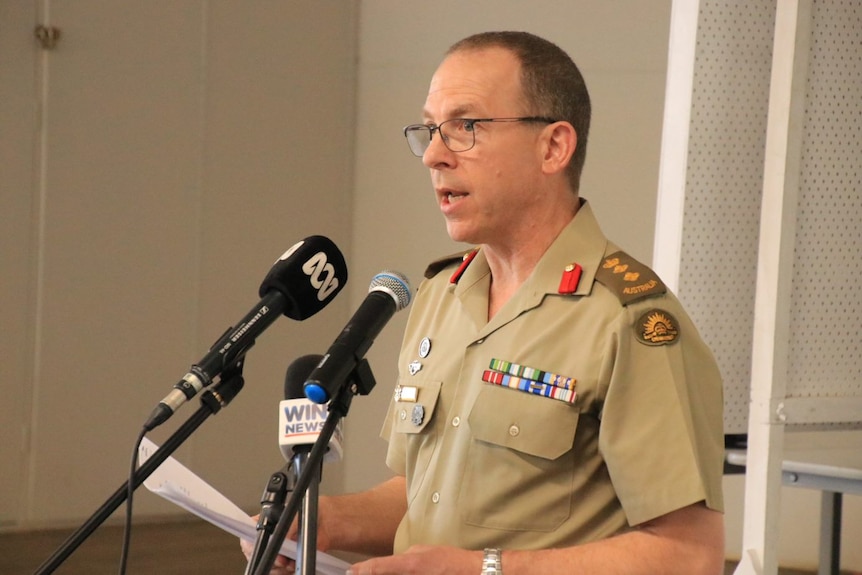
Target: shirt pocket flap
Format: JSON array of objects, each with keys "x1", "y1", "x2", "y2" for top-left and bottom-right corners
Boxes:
[
  {"x1": 392, "y1": 380, "x2": 442, "y2": 435},
  {"x1": 468, "y1": 384, "x2": 579, "y2": 460}
]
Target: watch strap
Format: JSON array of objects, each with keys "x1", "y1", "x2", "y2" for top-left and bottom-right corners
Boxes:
[{"x1": 482, "y1": 548, "x2": 502, "y2": 575}]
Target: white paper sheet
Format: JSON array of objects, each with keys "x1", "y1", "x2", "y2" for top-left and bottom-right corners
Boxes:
[{"x1": 139, "y1": 437, "x2": 349, "y2": 575}]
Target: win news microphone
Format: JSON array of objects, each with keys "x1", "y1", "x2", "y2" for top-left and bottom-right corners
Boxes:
[
  {"x1": 279, "y1": 354, "x2": 343, "y2": 462},
  {"x1": 144, "y1": 236, "x2": 348, "y2": 431},
  {"x1": 303, "y1": 270, "x2": 411, "y2": 404}
]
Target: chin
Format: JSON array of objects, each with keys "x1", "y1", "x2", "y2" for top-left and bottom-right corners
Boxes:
[
  {"x1": 445, "y1": 225, "x2": 475, "y2": 245},
  {"x1": 444, "y1": 217, "x2": 488, "y2": 245}
]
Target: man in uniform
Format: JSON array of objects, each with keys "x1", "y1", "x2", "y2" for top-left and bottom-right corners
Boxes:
[{"x1": 244, "y1": 31, "x2": 726, "y2": 575}]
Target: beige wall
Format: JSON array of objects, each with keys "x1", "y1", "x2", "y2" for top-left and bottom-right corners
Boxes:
[
  {"x1": 2, "y1": 1, "x2": 859, "y2": 571},
  {"x1": 1, "y1": 1, "x2": 359, "y2": 525}
]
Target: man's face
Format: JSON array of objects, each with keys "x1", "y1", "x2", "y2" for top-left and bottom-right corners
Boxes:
[{"x1": 421, "y1": 47, "x2": 547, "y2": 247}]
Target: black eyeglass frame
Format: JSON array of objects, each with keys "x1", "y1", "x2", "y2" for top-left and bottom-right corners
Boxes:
[{"x1": 402, "y1": 116, "x2": 558, "y2": 157}]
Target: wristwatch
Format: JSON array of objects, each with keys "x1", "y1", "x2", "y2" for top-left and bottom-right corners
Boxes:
[{"x1": 482, "y1": 548, "x2": 503, "y2": 575}]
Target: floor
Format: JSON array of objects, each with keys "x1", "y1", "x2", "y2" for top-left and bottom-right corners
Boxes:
[
  {"x1": 1, "y1": 519, "x2": 247, "y2": 575},
  {"x1": 0, "y1": 518, "x2": 840, "y2": 575}
]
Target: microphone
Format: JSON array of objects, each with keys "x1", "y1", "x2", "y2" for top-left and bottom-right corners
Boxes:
[
  {"x1": 144, "y1": 236, "x2": 348, "y2": 431},
  {"x1": 278, "y1": 353, "x2": 349, "y2": 575},
  {"x1": 247, "y1": 354, "x2": 338, "y2": 575},
  {"x1": 279, "y1": 354, "x2": 343, "y2": 462},
  {"x1": 303, "y1": 270, "x2": 411, "y2": 404}
]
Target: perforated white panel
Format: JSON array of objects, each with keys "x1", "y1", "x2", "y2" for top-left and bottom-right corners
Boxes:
[
  {"x1": 787, "y1": 0, "x2": 862, "y2": 417},
  {"x1": 678, "y1": 0, "x2": 776, "y2": 434}
]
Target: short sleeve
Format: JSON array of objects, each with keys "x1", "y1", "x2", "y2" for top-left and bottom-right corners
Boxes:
[{"x1": 597, "y1": 295, "x2": 725, "y2": 525}]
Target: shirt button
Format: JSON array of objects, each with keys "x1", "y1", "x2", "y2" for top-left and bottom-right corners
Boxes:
[
  {"x1": 432, "y1": 492, "x2": 440, "y2": 504},
  {"x1": 508, "y1": 425, "x2": 520, "y2": 437},
  {"x1": 399, "y1": 409, "x2": 407, "y2": 420},
  {"x1": 452, "y1": 416, "x2": 461, "y2": 427}
]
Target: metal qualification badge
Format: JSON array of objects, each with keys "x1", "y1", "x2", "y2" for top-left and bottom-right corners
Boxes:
[
  {"x1": 409, "y1": 361, "x2": 422, "y2": 375},
  {"x1": 419, "y1": 337, "x2": 432, "y2": 358},
  {"x1": 409, "y1": 337, "x2": 431, "y2": 375},
  {"x1": 411, "y1": 404, "x2": 425, "y2": 426},
  {"x1": 396, "y1": 336, "x2": 433, "y2": 426}
]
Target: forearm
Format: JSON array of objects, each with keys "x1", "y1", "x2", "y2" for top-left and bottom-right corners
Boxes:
[
  {"x1": 502, "y1": 504, "x2": 725, "y2": 575},
  {"x1": 347, "y1": 503, "x2": 724, "y2": 575},
  {"x1": 324, "y1": 475, "x2": 407, "y2": 557}
]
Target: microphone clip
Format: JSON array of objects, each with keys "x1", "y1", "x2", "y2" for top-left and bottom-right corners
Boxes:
[
  {"x1": 200, "y1": 358, "x2": 246, "y2": 414},
  {"x1": 256, "y1": 467, "x2": 295, "y2": 532},
  {"x1": 328, "y1": 358, "x2": 376, "y2": 418}
]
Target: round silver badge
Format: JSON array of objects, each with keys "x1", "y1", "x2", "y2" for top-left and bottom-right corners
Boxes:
[{"x1": 419, "y1": 337, "x2": 432, "y2": 358}]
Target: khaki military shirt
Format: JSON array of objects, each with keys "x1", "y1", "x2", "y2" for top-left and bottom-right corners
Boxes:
[{"x1": 381, "y1": 200, "x2": 724, "y2": 553}]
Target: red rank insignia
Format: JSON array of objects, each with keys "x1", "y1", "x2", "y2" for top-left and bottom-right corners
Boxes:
[
  {"x1": 558, "y1": 263, "x2": 583, "y2": 294},
  {"x1": 450, "y1": 249, "x2": 479, "y2": 284}
]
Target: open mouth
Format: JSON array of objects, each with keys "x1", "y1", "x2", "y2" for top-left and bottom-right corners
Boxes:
[{"x1": 440, "y1": 189, "x2": 468, "y2": 204}]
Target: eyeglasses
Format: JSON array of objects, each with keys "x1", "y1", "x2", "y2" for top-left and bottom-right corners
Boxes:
[{"x1": 402, "y1": 117, "x2": 557, "y2": 157}]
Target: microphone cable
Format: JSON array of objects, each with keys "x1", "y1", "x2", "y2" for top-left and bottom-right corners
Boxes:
[{"x1": 118, "y1": 426, "x2": 148, "y2": 574}]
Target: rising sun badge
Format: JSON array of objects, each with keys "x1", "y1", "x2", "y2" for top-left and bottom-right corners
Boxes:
[{"x1": 636, "y1": 309, "x2": 680, "y2": 346}]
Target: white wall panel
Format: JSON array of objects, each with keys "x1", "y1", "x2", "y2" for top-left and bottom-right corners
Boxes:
[
  {"x1": 660, "y1": 0, "x2": 862, "y2": 571},
  {"x1": 678, "y1": 1, "x2": 775, "y2": 435},
  {"x1": 787, "y1": 0, "x2": 862, "y2": 411}
]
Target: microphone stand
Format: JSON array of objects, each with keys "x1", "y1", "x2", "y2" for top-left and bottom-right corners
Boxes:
[
  {"x1": 250, "y1": 359, "x2": 376, "y2": 575},
  {"x1": 294, "y1": 447, "x2": 321, "y2": 575},
  {"x1": 33, "y1": 361, "x2": 246, "y2": 575}
]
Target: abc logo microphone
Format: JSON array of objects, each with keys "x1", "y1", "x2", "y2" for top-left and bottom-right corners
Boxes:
[{"x1": 145, "y1": 236, "x2": 348, "y2": 431}]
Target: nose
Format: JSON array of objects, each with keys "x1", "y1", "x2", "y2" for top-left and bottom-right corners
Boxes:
[{"x1": 422, "y1": 132, "x2": 456, "y2": 169}]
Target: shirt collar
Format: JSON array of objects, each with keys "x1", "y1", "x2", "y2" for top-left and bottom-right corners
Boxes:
[{"x1": 449, "y1": 199, "x2": 610, "y2": 331}]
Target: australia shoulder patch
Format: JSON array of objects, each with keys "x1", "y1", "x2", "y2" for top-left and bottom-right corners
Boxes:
[
  {"x1": 635, "y1": 309, "x2": 680, "y2": 346},
  {"x1": 594, "y1": 251, "x2": 666, "y2": 305}
]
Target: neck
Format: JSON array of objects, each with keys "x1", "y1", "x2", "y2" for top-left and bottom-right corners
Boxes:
[{"x1": 484, "y1": 197, "x2": 579, "y2": 319}]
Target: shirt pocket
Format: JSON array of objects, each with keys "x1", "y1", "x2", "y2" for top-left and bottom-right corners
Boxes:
[
  {"x1": 392, "y1": 379, "x2": 443, "y2": 503},
  {"x1": 461, "y1": 384, "x2": 580, "y2": 531}
]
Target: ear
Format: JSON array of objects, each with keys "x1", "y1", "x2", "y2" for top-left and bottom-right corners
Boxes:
[{"x1": 540, "y1": 121, "x2": 577, "y2": 176}]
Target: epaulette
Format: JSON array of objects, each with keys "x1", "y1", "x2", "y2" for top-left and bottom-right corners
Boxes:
[
  {"x1": 594, "y1": 250, "x2": 666, "y2": 306},
  {"x1": 424, "y1": 249, "x2": 475, "y2": 279}
]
